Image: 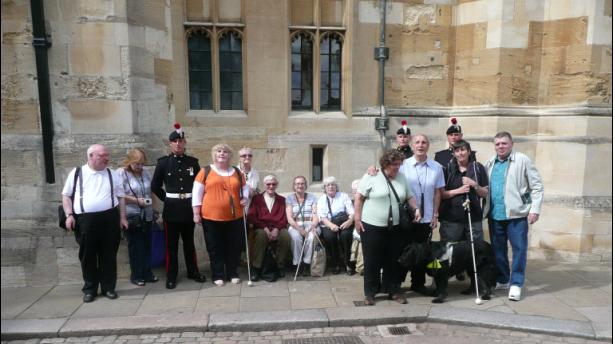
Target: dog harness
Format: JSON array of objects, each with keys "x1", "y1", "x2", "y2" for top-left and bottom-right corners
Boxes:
[{"x1": 426, "y1": 242, "x2": 454, "y2": 269}]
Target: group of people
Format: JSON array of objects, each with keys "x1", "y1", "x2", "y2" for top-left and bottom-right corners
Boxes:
[
  {"x1": 61, "y1": 119, "x2": 543, "y2": 306},
  {"x1": 352, "y1": 119, "x2": 544, "y2": 305}
]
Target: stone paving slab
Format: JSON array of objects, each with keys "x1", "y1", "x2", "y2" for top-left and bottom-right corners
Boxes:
[
  {"x1": 576, "y1": 305, "x2": 613, "y2": 341},
  {"x1": 326, "y1": 305, "x2": 430, "y2": 327},
  {"x1": 0, "y1": 286, "x2": 52, "y2": 319},
  {"x1": 16, "y1": 285, "x2": 82, "y2": 319},
  {"x1": 1, "y1": 318, "x2": 67, "y2": 340},
  {"x1": 428, "y1": 305, "x2": 597, "y2": 339},
  {"x1": 208, "y1": 309, "x2": 328, "y2": 332},
  {"x1": 58, "y1": 314, "x2": 209, "y2": 337}
]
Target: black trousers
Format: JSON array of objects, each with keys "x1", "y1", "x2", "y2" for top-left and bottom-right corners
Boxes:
[
  {"x1": 164, "y1": 221, "x2": 200, "y2": 282},
  {"x1": 407, "y1": 223, "x2": 432, "y2": 287},
  {"x1": 74, "y1": 208, "x2": 121, "y2": 295},
  {"x1": 321, "y1": 227, "x2": 354, "y2": 268},
  {"x1": 360, "y1": 222, "x2": 406, "y2": 297},
  {"x1": 202, "y1": 218, "x2": 243, "y2": 281}
]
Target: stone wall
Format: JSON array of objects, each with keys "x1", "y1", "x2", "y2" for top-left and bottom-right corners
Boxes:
[{"x1": 1, "y1": 0, "x2": 611, "y2": 287}]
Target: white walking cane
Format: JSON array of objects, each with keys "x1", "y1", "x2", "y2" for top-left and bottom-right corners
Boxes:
[
  {"x1": 242, "y1": 211, "x2": 253, "y2": 286},
  {"x1": 463, "y1": 195, "x2": 483, "y2": 305},
  {"x1": 293, "y1": 228, "x2": 309, "y2": 281}
]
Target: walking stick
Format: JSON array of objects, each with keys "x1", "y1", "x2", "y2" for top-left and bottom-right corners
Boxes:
[
  {"x1": 242, "y1": 212, "x2": 253, "y2": 286},
  {"x1": 293, "y1": 228, "x2": 309, "y2": 281},
  {"x1": 463, "y1": 195, "x2": 482, "y2": 305}
]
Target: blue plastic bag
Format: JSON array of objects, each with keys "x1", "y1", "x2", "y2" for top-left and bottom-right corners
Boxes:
[{"x1": 150, "y1": 222, "x2": 166, "y2": 268}]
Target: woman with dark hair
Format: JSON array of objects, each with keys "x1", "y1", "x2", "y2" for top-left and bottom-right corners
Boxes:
[
  {"x1": 354, "y1": 149, "x2": 420, "y2": 305},
  {"x1": 118, "y1": 148, "x2": 158, "y2": 286}
]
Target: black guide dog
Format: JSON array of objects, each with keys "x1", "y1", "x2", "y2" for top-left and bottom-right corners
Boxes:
[{"x1": 398, "y1": 240, "x2": 497, "y2": 303}]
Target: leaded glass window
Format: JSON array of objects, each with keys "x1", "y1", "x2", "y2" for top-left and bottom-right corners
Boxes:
[
  {"x1": 188, "y1": 30, "x2": 213, "y2": 110},
  {"x1": 320, "y1": 34, "x2": 342, "y2": 111},
  {"x1": 291, "y1": 33, "x2": 313, "y2": 110},
  {"x1": 219, "y1": 31, "x2": 243, "y2": 110}
]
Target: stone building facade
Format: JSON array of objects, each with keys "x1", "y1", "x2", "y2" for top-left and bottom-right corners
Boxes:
[{"x1": 1, "y1": 0, "x2": 612, "y2": 286}]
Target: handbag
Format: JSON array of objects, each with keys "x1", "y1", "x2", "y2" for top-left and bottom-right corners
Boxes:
[
  {"x1": 384, "y1": 173, "x2": 413, "y2": 232},
  {"x1": 58, "y1": 167, "x2": 81, "y2": 230},
  {"x1": 310, "y1": 235, "x2": 326, "y2": 277},
  {"x1": 326, "y1": 196, "x2": 349, "y2": 226},
  {"x1": 261, "y1": 244, "x2": 279, "y2": 282},
  {"x1": 150, "y1": 222, "x2": 165, "y2": 267}
]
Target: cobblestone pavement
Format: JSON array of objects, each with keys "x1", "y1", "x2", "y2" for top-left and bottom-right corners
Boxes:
[{"x1": 1, "y1": 324, "x2": 609, "y2": 344}]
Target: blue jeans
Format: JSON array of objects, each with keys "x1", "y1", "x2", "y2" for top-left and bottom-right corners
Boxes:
[
  {"x1": 125, "y1": 221, "x2": 155, "y2": 283},
  {"x1": 488, "y1": 217, "x2": 528, "y2": 287}
]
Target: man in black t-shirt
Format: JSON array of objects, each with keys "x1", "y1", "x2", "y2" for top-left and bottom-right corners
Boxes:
[{"x1": 439, "y1": 140, "x2": 489, "y2": 242}]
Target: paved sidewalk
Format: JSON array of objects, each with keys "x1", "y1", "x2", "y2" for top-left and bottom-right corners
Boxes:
[{"x1": 1, "y1": 260, "x2": 611, "y2": 341}]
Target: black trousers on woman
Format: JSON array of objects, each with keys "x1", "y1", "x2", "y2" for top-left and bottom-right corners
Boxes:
[
  {"x1": 202, "y1": 218, "x2": 244, "y2": 281},
  {"x1": 321, "y1": 227, "x2": 354, "y2": 270},
  {"x1": 359, "y1": 222, "x2": 407, "y2": 297}
]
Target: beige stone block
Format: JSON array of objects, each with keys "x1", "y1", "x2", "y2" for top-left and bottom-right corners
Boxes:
[
  {"x1": 127, "y1": 0, "x2": 166, "y2": 30},
  {"x1": 1, "y1": 20, "x2": 33, "y2": 45},
  {"x1": 452, "y1": 76, "x2": 499, "y2": 106},
  {"x1": 67, "y1": 99, "x2": 133, "y2": 134},
  {"x1": 0, "y1": 150, "x2": 41, "y2": 186},
  {"x1": 154, "y1": 58, "x2": 172, "y2": 86},
  {"x1": 534, "y1": 231, "x2": 593, "y2": 254},
  {"x1": 1, "y1": 101, "x2": 40, "y2": 134},
  {"x1": 582, "y1": 210, "x2": 613, "y2": 236},
  {"x1": 536, "y1": 205, "x2": 585, "y2": 235},
  {"x1": 454, "y1": 22, "x2": 487, "y2": 52},
  {"x1": 537, "y1": 116, "x2": 590, "y2": 136},
  {"x1": 0, "y1": 0, "x2": 29, "y2": 20},
  {"x1": 586, "y1": 117, "x2": 613, "y2": 140},
  {"x1": 186, "y1": 0, "x2": 211, "y2": 22},
  {"x1": 454, "y1": 0, "x2": 486, "y2": 26},
  {"x1": 219, "y1": 0, "x2": 242, "y2": 22},
  {"x1": 69, "y1": 44, "x2": 122, "y2": 77},
  {"x1": 291, "y1": 0, "x2": 313, "y2": 26},
  {"x1": 532, "y1": 17, "x2": 588, "y2": 48}
]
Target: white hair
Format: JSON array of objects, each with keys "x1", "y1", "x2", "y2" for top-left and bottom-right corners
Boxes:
[
  {"x1": 322, "y1": 176, "x2": 339, "y2": 191},
  {"x1": 263, "y1": 174, "x2": 278, "y2": 185}
]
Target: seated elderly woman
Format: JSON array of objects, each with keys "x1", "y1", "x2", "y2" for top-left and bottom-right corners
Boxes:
[
  {"x1": 248, "y1": 174, "x2": 290, "y2": 282},
  {"x1": 286, "y1": 176, "x2": 319, "y2": 276},
  {"x1": 317, "y1": 176, "x2": 355, "y2": 275}
]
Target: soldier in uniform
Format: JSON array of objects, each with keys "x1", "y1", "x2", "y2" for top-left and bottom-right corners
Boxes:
[
  {"x1": 396, "y1": 120, "x2": 413, "y2": 159},
  {"x1": 434, "y1": 117, "x2": 470, "y2": 167},
  {"x1": 151, "y1": 123, "x2": 207, "y2": 289}
]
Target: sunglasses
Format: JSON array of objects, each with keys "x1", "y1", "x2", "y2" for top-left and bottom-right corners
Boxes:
[{"x1": 240, "y1": 154, "x2": 253, "y2": 158}]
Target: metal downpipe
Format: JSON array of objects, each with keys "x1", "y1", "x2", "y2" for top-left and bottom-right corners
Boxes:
[{"x1": 30, "y1": 0, "x2": 55, "y2": 183}]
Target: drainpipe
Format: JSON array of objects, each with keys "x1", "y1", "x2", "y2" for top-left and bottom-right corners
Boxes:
[
  {"x1": 373, "y1": 0, "x2": 389, "y2": 151},
  {"x1": 30, "y1": 0, "x2": 55, "y2": 183}
]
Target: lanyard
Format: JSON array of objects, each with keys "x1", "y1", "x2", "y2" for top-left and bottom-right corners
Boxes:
[{"x1": 414, "y1": 162, "x2": 428, "y2": 217}]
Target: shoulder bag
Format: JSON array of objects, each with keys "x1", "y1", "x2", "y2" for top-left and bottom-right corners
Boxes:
[{"x1": 384, "y1": 173, "x2": 414, "y2": 232}]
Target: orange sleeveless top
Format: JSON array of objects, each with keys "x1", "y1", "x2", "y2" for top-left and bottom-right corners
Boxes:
[{"x1": 195, "y1": 167, "x2": 245, "y2": 221}]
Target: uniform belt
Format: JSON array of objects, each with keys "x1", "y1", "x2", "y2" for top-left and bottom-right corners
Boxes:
[{"x1": 166, "y1": 193, "x2": 192, "y2": 199}]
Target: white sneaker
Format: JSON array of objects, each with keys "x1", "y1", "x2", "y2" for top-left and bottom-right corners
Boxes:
[
  {"x1": 214, "y1": 279, "x2": 225, "y2": 287},
  {"x1": 508, "y1": 285, "x2": 521, "y2": 301},
  {"x1": 231, "y1": 278, "x2": 241, "y2": 284},
  {"x1": 495, "y1": 282, "x2": 509, "y2": 290}
]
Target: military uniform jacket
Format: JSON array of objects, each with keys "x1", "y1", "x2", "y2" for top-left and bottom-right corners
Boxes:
[
  {"x1": 397, "y1": 145, "x2": 413, "y2": 159},
  {"x1": 151, "y1": 154, "x2": 200, "y2": 222}
]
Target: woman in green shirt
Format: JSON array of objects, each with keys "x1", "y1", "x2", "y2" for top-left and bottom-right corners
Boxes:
[{"x1": 354, "y1": 149, "x2": 421, "y2": 305}]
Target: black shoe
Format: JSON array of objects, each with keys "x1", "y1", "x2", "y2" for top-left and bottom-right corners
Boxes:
[
  {"x1": 250, "y1": 268, "x2": 261, "y2": 282},
  {"x1": 278, "y1": 269, "x2": 286, "y2": 278},
  {"x1": 455, "y1": 273, "x2": 466, "y2": 281},
  {"x1": 301, "y1": 263, "x2": 310, "y2": 277},
  {"x1": 187, "y1": 273, "x2": 207, "y2": 283},
  {"x1": 83, "y1": 293, "x2": 95, "y2": 303},
  {"x1": 410, "y1": 285, "x2": 435, "y2": 296},
  {"x1": 103, "y1": 291, "x2": 118, "y2": 300},
  {"x1": 146, "y1": 276, "x2": 159, "y2": 283},
  {"x1": 346, "y1": 266, "x2": 356, "y2": 276},
  {"x1": 131, "y1": 280, "x2": 145, "y2": 287},
  {"x1": 332, "y1": 266, "x2": 341, "y2": 275},
  {"x1": 166, "y1": 280, "x2": 177, "y2": 289}
]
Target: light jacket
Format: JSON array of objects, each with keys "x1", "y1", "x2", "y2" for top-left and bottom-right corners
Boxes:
[{"x1": 484, "y1": 151, "x2": 544, "y2": 219}]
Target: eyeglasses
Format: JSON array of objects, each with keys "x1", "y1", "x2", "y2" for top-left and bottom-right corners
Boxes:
[
  {"x1": 240, "y1": 154, "x2": 253, "y2": 158},
  {"x1": 265, "y1": 183, "x2": 278, "y2": 186}
]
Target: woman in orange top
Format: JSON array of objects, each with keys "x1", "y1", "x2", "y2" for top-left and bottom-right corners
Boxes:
[{"x1": 192, "y1": 143, "x2": 249, "y2": 287}]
